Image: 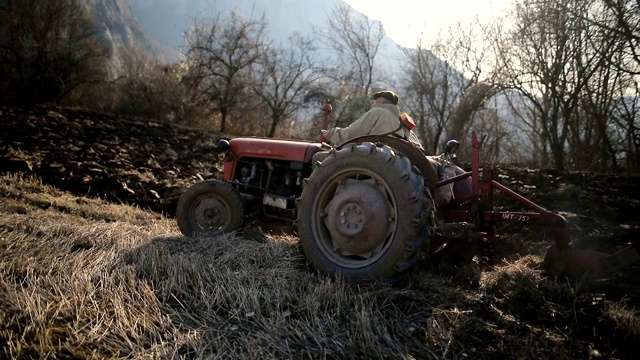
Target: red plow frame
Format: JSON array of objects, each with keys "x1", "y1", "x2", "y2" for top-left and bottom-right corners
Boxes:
[{"x1": 436, "y1": 132, "x2": 638, "y2": 282}]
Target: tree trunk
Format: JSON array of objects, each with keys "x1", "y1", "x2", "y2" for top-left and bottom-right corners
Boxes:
[
  {"x1": 551, "y1": 142, "x2": 565, "y2": 171},
  {"x1": 268, "y1": 118, "x2": 278, "y2": 138},
  {"x1": 220, "y1": 108, "x2": 228, "y2": 133}
]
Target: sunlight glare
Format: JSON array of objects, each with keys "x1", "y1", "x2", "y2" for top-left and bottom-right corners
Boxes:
[{"x1": 343, "y1": 0, "x2": 509, "y2": 47}]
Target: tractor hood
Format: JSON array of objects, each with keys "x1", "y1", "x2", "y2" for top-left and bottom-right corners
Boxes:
[{"x1": 227, "y1": 137, "x2": 323, "y2": 164}]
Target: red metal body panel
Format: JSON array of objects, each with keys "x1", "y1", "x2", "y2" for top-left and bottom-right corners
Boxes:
[{"x1": 222, "y1": 138, "x2": 322, "y2": 180}]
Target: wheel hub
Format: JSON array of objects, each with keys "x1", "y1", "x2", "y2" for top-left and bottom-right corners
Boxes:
[
  {"x1": 194, "y1": 198, "x2": 227, "y2": 230},
  {"x1": 324, "y1": 179, "x2": 393, "y2": 258},
  {"x1": 336, "y1": 202, "x2": 366, "y2": 236}
]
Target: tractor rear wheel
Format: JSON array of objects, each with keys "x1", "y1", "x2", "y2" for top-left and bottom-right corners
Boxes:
[
  {"x1": 296, "y1": 142, "x2": 432, "y2": 283},
  {"x1": 176, "y1": 180, "x2": 245, "y2": 237}
]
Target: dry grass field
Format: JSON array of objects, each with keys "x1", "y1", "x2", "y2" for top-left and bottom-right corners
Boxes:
[{"x1": 1, "y1": 172, "x2": 639, "y2": 359}]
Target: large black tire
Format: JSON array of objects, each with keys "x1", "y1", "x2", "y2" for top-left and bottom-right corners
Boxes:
[
  {"x1": 296, "y1": 142, "x2": 432, "y2": 282},
  {"x1": 176, "y1": 180, "x2": 245, "y2": 237}
]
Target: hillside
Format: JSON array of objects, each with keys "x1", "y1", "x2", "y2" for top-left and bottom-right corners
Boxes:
[
  {"x1": 1, "y1": 105, "x2": 640, "y2": 358},
  {"x1": 0, "y1": 105, "x2": 218, "y2": 216}
]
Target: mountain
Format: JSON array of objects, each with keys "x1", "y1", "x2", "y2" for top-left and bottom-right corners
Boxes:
[
  {"x1": 87, "y1": 0, "x2": 179, "y2": 62},
  {"x1": 127, "y1": 0, "x2": 402, "y2": 62},
  {"x1": 129, "y1": 0, "x2": 343, "y2": 51},
  {"x1": 77, "y1": 0, "x2": 416, "y2": 78},
  {"x1": 84, "y1": 0, "x2": 405, "y2": 68}
]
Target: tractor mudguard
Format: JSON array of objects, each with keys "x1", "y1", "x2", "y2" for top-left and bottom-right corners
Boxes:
[{"x1": 338, "y1": 135, "x2": 439, "y2": 191}]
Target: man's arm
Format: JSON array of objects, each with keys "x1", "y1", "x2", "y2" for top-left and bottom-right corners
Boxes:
[{"x1": 325, "y1": 111, "x2": 380, "y2": 145}]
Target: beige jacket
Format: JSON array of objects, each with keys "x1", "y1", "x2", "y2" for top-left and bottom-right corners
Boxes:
[{"x1": 325, "y1": 103, "x2": 406, "y2": 146}]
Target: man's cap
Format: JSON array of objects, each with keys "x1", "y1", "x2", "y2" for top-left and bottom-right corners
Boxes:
[{"x1": 372, "y1": 90, "x2": 399, "y2": 105}]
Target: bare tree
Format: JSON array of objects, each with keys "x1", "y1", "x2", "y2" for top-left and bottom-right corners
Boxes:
[
  {"x1": 610, "y1": 81, "x2": 640, "y2": 170},
  {"x1": 572, "y1": 48, "x2": 625, "y2": 170},
  {"x1": 578, "y1": 0, "x2": 640, "y2": 171},
  {"x1": 0, "y1": 0, "x2": 108, "y2": 105},
  {"x1": 488, "y1": 0, "x2": 607, "y2": 171},
  {"x1": 319, "y1": 3, "x2": 387, "y2": 126},
  {"x1": 402, "y1": 50, "x2": 460, "y2": 154},
  {"x1": 401, "y1": 23, "x2": 493, "y2": 154},
  {"x1": 325, "y1": 3, "x2": 385, "y2": 97},
  {"x1": 251, "y1": 35, "x2": 322, "y2": 137},
  {"x1": 540, "y1": 0, "x2": 639, "y2": 170},
  {"x1": 595, "y1": 0, "x2": 640, "y2": 76},
  {"x1": 108, "y1": 45, "x2": 205, "y2": 126},
  {"x1": 184, "y1": 10, "x2": 267, "y2": 133}
]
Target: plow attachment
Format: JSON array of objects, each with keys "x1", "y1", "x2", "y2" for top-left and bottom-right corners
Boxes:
[{"x1": 440, "y1": 132, "x2": 640, "y2": 282}]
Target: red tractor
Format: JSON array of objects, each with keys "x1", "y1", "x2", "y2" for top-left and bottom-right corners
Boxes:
[{"x1": 177, "y1": 105, "x2": 638, "y2": 283}]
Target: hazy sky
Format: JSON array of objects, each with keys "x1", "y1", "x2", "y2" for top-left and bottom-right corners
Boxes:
[{"x1": 344, "y1": 0, "x2": 510, "y2": 47}]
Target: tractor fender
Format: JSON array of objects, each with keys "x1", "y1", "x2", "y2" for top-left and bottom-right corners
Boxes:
[{"x1": 338, "y1": 135, "x2": 438, "y2": 191}]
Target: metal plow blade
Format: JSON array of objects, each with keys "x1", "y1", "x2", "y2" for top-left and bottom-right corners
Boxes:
[{"x1": 544, "y1": 242, "x2": 640, "y2": 284}]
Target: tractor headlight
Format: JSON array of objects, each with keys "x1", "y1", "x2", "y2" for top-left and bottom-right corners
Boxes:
[
  {"x1": 217, "y1": 139, "x2": 230, "y2": 152},
  {"x1": 217, "y1": 139, "x2": 231, "y2": 161}
]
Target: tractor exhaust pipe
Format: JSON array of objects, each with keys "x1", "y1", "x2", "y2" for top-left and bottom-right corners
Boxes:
[{"x1": 320, "y1": 103, "x2": 332, "y2": 143}]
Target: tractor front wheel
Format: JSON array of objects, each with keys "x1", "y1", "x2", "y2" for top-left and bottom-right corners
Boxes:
[{"x1": 176, "y1": 180, "x2": 245, "y2": 237}]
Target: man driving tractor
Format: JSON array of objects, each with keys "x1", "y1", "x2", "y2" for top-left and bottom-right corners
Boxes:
[
  {"x1": 321, "y1": 89, "x2": 469, "y2": 207},
  {"x1": 322, "y1": 90, "x2": 423, "y2": 150}
]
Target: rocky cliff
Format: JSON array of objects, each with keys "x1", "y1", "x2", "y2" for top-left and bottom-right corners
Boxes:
[{"x1": 88, "y1": 0, "x2": 179, "y2": 61}]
